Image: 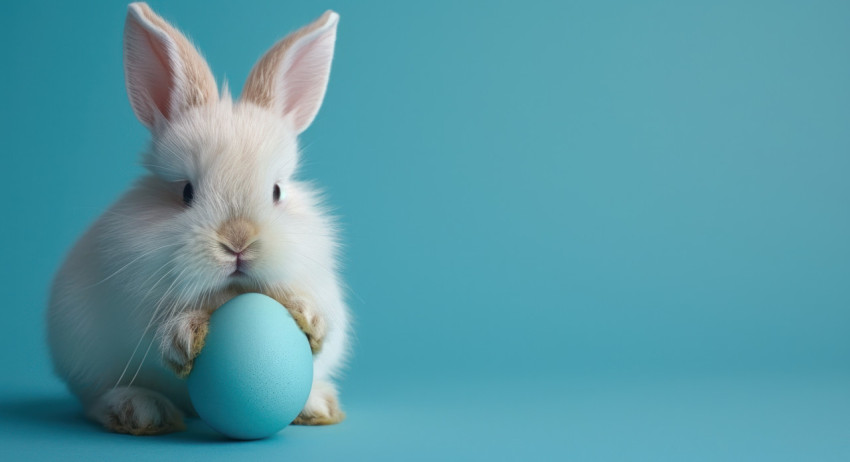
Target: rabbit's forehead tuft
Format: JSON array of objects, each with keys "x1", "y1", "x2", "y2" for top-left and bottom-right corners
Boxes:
[{"x1": 146, "y1": 101, "x2": 298, "y2": 183}]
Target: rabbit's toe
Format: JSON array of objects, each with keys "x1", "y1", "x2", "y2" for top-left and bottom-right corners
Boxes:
[
  {"x1": 159, "y1": 310, "x2": 210, "y2": 378},
  {"x1": 292, "y1": 380, "x2": 345, "y2": 425}
]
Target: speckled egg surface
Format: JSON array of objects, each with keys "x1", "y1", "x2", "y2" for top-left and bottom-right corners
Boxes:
[{"x1": 187, "y1": 293, "x2": 313, "y2": 440}]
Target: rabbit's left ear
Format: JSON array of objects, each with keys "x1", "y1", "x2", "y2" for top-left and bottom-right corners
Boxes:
[{"x1": 241, "y1": 11, "x2": 339, "y2": 134}]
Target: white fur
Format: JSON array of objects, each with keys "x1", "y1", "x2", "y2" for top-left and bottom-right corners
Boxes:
[{"x1": 47, "y1": 3, "x2": 349, "y2": 432}]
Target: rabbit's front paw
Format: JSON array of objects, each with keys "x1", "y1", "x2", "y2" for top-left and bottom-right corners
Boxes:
[
  {"x1": 158, "y1": 310, "x2": 210, "y2": 378},
  {"x1": 268, "y1": 290, "x2": 326, "y2": 354}
]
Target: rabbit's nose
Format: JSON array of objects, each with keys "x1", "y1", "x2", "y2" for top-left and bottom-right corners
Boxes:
[{"x1": 217, "y1": 217, "x2": 258, "y2": 254}]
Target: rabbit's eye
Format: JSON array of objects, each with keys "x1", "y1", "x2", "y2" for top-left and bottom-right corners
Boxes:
[
  {"x1": 183, "y1": 182, "x2": 194, "y2": 206},
  {"x1": 273, "y1": 184, "x2": 282, "y2": 203}
]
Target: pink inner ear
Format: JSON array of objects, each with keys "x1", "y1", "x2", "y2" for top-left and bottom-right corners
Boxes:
[
  {"x1": 279, "y1": 26, "x2": 336, "y2": 133},
  {"x1": 140, "y1": 31, "x2": 175, "y2": 121},
  {"x1": 125, "y1": 10, "x2": 178, "y2": 127}
]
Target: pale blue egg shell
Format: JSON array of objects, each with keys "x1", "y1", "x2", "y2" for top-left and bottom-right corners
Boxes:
[{"x1": 187, "y1": 293, "x2": 313, "y2": 440}]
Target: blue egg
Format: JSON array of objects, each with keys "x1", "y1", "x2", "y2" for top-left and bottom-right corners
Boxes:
[{"x1": 187, "y1": 293, "x2": 313, "y2": 440}]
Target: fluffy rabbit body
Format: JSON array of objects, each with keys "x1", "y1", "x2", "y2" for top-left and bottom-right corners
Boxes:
[{"x1": 46, "y1": 3, "x2": 349, "y2": 434}]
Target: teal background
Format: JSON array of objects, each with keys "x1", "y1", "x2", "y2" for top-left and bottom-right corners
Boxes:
[{"x1": 1, "y1": 0, "x2": 849, "y2": 460}]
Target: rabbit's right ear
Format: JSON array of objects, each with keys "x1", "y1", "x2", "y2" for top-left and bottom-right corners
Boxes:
[
  {"x1": 241, "y1": 11, "x2": 339, "y2": 134},
  {"x1": 123, "y1": 2, "x2": 217, "y2": 129}
]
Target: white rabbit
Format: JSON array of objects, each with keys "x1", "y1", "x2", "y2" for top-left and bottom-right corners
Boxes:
[{"x1": 46, "y1": 2, "x2": 350, "y2": 435}]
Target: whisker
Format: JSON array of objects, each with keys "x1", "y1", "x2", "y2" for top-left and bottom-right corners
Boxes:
[
  {"x1": 112, "y1": 261, "x2": 179, "y2": 388},
  {"x1": 113, "y1": 262, "x2": 184, "y2": 388},
  {"x1": 126, "y1": 267, "x2": 191, "y2": 387},
  {"x1": 130, "y1": 277, "x2": 203, "y2": 388},
  {"x1": 84, "y1": 243, "x2": 182, "y2": 289}
]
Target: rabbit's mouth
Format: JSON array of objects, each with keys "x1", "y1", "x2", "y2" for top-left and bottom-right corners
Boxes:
[
  {"x1": 227, "y1": 267, "x2": 250, "y2": 282},
  {"x1": 224, "y1": 273, "x2": 261, "y2": 293}
]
